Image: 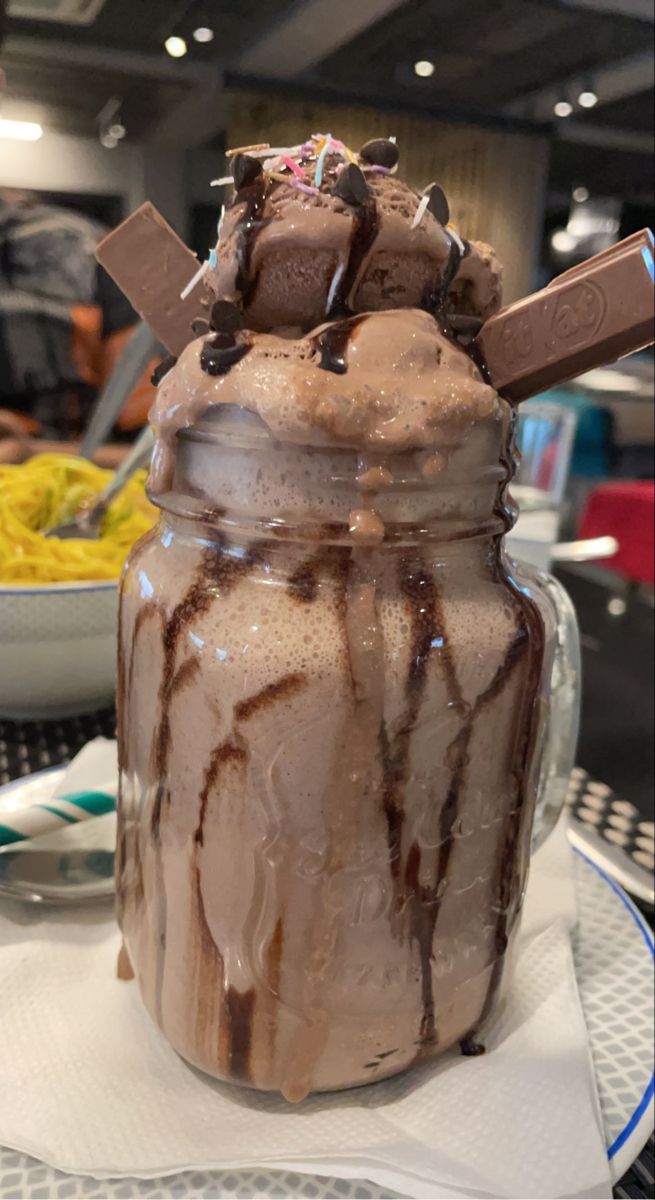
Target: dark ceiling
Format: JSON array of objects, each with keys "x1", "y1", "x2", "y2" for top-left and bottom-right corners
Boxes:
[
  {"x1": 1, "y1": 0, "x2": 653, "y2": 201},
  {"x1": 4, "y1": 0, "x2": 298, "y2": 56},
  {"x1": 312, "y1": 0, "x2": 649, "y2": 108}
]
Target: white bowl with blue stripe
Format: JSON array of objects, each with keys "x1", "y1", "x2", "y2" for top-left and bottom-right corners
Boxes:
[{"x1": 0, "y1": 579, "x2": 118, "y2": 719}]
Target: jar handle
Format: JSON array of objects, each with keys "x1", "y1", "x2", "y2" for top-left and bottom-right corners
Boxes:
[{"x1": 532, "y1": 572, "x2": 581, "y2": 850}]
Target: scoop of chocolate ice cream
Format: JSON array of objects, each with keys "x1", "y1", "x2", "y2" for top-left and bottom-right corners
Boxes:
[
  {"x1": 448, "y1": 240, "x2": 503, "y2": 323},
  {"x1": 208, "y1": 139, "x2": 502, "y2": 331}
]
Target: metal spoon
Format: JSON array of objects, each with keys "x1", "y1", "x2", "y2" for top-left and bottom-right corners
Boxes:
[
  {"x1": 79, "y1": 321, "x2": 159, "y2": 460},
  {"x1": 46, "y1": 425, "x2": 154, "y2": 540}
]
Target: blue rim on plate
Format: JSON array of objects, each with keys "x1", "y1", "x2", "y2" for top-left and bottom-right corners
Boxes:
[{"x1": 574, "y1": 847, "x2": 655, "y2": 1165}]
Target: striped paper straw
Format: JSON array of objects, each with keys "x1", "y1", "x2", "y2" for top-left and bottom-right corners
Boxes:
[{"x1": 0, "y1": 791, "x2": 116, "y2": 848}]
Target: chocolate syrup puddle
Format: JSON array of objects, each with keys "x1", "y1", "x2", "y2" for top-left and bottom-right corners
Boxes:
[
  {"x1": 327, "y1": 197, "x2": 379, "y2": 318},
  {"x1": 311, "y1": 314, "x2": 369, "y2": 375}
]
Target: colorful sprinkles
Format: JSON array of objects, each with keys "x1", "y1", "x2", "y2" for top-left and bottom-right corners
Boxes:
[
  {"x1": 212, "y1": 133, "x2": 399, "y2": 197},
  {"x1": 411, "y1": 191, "x2": 431, "y2": 230},
  {"x1": 201, "y1": 133, "x2": 454, "y2": 293},
  {"x1": 314, "y1": 134, "x2": 333, "y2": 187}
]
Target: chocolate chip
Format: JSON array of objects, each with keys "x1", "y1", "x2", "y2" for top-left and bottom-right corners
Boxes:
[
  {"x1": 191, "y1": 317, "x2": 210, "y2": 336},
  {"x1": 425, "y1": 183, "x2": 450, "y2": 226},
  {"x1": 334, "y1": 163, "x2": 369, "y2": 206},
  {"x1": 213, "y1": 332, "x2": 237, "y2": 349},
  {"x1": 232, "y1": 153, "x2": 263, "y2": 190},
  {"x1": 210, "y1": 299, "x2": 243, "y2": 334},
  {"x1": 200, "y1": 334, "x2": 250, "y2": 376},
  {"x1": 359, "y1": 138, "x2": 399, "y2": 170},
  {"x1": 150, "y1": 354, "x2": 177, "y2": 386}
]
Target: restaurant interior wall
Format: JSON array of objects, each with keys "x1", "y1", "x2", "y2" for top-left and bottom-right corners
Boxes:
[
  {"x1": 226, "y1": 89, "x2": 551, "y2": 303},
  {"x1": 0, "y1": 130, "x2": 196, "y2": 236}
]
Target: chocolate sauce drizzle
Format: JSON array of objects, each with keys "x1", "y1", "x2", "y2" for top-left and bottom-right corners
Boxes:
[
  {"x1": 380, "y1": 562, "x2": 438, "y2": 883},
  {"x1": 311, "y1": 313, "x2": 369, "y2": 375},
  {"x1": 151, "y1": 539, "x2": 262, "y2": 840},
  {"x1": 477, "y1": 552, "x2": 546, "y2": 1028},
  {"x1": 190, "y1": 665, "x2": 309, "y2": 1079},
  {"x1": 224, "y1": 986, "x2": 256, "y2": 1081},
  {"x1": 195, "y1": 740, "x2": 248, "y2": 847},
  {"x1": 137, "y1": 538, "x2": 263, "y2": 1061},
  {"x1": 287, "y1": 546, "x2": 349, "y2": 604},
  {"x1": 234, "y1": 671, "x2": 306, "y2": 722},
  {"x1": 327, "y1": 197, "x2": 379, "y2": 318},
  {"x1": 379, "y1": 528, "x2": 545, "y2": 1055},
  {"x1": 233, "y1": 176, "x2": 270, "y2": 307},
  {"x1": 424, "y1": 235, "x2": 466, "y2": 339}
]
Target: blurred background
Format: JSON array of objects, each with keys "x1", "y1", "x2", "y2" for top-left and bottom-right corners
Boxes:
[{"x1": 0, "y1": 0, "x2": 653, "y2": 811}]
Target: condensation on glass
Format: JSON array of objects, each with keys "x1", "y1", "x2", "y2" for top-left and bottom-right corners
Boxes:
[{"x1": 116, "y1": 409, "x2": 579, "y2": 1101}]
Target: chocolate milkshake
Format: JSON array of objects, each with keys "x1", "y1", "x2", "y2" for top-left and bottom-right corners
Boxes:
[{"x1": 116, "y1": 134, "x2": 553, "y2": 1100}]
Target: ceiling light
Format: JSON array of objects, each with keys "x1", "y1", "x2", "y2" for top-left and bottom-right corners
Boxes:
[
  {"x1": 554, "y1": 100, "x2": 573, "y2": 118},
  {"x1": 100, "y1": 131, "x2": 118, "y2": 149},
  {"x1": 193, "y1": 26, "x2": 214, "y2": 43},
  {"x1": 0, "y1": 118, "x2": 43, "y2": 141},
  {"x1": 108, "y1": 122, "x2": 126, "y2": 139},
  {"x1": 165, "y1": 35, "x2": 188, "y2": 58},
  {"x1": 572, "y1": 185, "x2": 590, "y2": 203},
  {"x1": 551, "y1": 228, "x2": 576, "y2": 254},
  {"x1": 578, "y1": 89, "x2": 598, "y2": 108},
  {"x1": 414, "y1": 60, "x2": 435, "y2": 78}
]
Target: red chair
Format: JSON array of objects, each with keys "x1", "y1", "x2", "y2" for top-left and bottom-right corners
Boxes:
[{"x1": 578, "y1": 481, "x2": 655, "y2": 586}]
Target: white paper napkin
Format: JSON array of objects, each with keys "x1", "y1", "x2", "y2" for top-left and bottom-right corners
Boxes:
[{"x1": 0, "y1": 745, "x2": 611, "y2": 1199}]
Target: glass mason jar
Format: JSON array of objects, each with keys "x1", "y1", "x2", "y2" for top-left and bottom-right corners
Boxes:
[{"x1": 117, "y1": 407, "x2": 579, "y2": 1102}]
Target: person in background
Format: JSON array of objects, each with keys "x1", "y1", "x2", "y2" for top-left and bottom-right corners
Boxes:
[{"x1": 0, "y1": 188, "x2": 155, "y2": 445}]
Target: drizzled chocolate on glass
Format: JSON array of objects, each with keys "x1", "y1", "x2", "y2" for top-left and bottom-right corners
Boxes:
[{"x1": 103, "y1": 134, "x2": 653, "y2": 1102}]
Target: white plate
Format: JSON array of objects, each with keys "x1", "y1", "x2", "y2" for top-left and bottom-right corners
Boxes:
[
  {"x1": 573, "y1": 849, "x2": 654, "y2": 1183},
  {"x1": 0, "y1": 767, "x2": 116, "y2": 903},
  {"x1": 0, "y1": 775, "x2": 651, "y2": 1196}
]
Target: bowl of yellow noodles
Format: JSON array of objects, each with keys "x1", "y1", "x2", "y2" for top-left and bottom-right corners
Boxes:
[{"x1": 0, "y1": 454, "x2": 156, "y2": 718}]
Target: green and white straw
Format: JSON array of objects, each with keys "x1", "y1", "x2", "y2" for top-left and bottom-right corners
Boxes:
[{"x1": 0, "y1": 790, "x2": 116, "y2": 848}]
